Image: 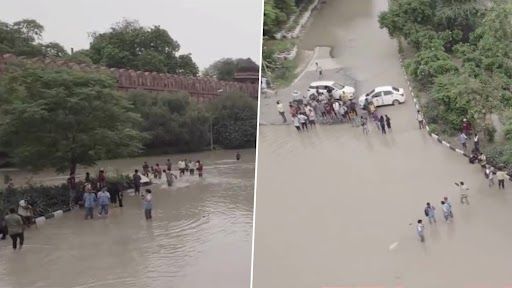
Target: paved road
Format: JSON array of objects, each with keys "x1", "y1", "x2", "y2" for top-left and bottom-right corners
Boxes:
[{"x1": 253, "y1": 1, "x2": 512, "y2": 287}]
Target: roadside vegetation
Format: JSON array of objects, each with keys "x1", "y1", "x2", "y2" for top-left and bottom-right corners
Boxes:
[
  {"x1": 379, "y1": 0, "x2": 512, "y2": 168},
  {"x1": 262, "y1": 0, "x2": 315, "y2": 87}
]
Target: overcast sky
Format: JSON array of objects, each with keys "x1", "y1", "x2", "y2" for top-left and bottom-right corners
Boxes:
[{"x1": 0, "y1": 0, "x2": 263, "y2": 69}]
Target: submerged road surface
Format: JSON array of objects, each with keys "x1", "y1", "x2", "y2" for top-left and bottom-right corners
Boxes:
[
  {"x1": 253, "y1": 1, "x2": 512, "y2": 288},
  {"x1": 0, "y1": 150, "x2": 255, "y2": 288}
]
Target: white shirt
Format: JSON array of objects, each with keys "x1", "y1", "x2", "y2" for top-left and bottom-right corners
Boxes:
[
  {"x1": 293, "y1": 117, "x2": 300, "y2": 126},
  {"x1": 459, "y1": 184, "x2": 469, "y2": 194},
  {"x1": 298, "y1": 114, "x2": 308, "y2": 123},
  {"x1": 277, "y1": 103, "x2": 284, "y2": 113},
  {"x1": 417, "y1": 223, "x2": 424, "y2": 233},
  {"x1": 442, "y1": 203, "x2": 451, "y2": 213},
  {"x1": 333, "y1": 102, "x2": 340, "y2": 111},
  {"x1": 417, "y1": 113, "x2": 423, "y2": 121}
]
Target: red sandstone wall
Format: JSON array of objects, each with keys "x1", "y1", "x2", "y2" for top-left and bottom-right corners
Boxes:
[{"x1": 0, "y1": 54, "x2": 259, "y2": 102}]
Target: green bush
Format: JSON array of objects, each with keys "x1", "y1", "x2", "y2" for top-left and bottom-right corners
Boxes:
[{"x1": 208, "y1": 93, "x2": 258, "y2": 149}]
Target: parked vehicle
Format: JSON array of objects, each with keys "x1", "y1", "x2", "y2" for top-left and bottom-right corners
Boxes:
[
  {"x1": 307, "y1": 81, "x2": 355, "y2": 100},
  {"x1": 358, "y1": 86, "x2": 405, "y2": 108}
]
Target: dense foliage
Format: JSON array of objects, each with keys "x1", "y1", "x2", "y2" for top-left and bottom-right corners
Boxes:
[
  {"x1": 127, "y1": 91, "x2": 210, "y2": 153},
  {"x1": 208, "y1": 93, "x2": 258, "y2": 149},
  {"x1": 379, "y1": 0, "x2": 512, "y2": 166},
  {"x1": 88, "y1": 19, "x2": 199, "y2": 76},
  {"x1": 203, "y1": 58, "x2": 259, "y2": 81},
  {"x1": 0, "y1": 64, "x2": 146, "y2": 176}
]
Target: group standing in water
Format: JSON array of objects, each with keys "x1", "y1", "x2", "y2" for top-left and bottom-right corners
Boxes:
[{"x1": 139, "y1": 159, "x2": 204, "y2": 189}]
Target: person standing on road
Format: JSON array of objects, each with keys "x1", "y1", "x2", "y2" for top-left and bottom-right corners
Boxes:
[
  {"x1": 83, "y1": 187, "x2": 96, "y2": 220},
  {"x1": 441, "y1": 200, "x2": 451, "y2": 222},
  {"x1": 379, "y1": 115, "x2": 386, "y2": 134},
  {"x1": 474, "y1": 133, "x2": 480, "y2": 152},
  {"x1": 276, "y1": 101, "x2": 287, "y2": 123},
  {"x1": 306, "y1": 105, "x2": 316, "y2": 127},
  {"x1": 97, "y1": 187, "x2": 111, "y2": 217},
  {"x1": 361, "y1": 116, "x2": 369, "y2": 135},
  {"x1": 424, "y1": 202, "x2": 436, "y2": 224},
  {"x1": 385, "y1": 115, "x2": 392, "y2": 131},
  {"x1": 298, "y1": 113, "x2": 309, "y2": 131},
  {"x1": 416, "y1": 110, "x2": 425, "y2": 129},
  {"x1": 456, "y1": 181, "x2": 470, "y2": 204},
  {"x1": 459, "y1": 132, "x2": 468, "y2": 151},
  {"x1": 496, "y1": 169, "x2": 507, "y2": 189},
  {"x1": 416, "y1": 219, "x2": 425, "y2": 242},
  {"x1": 486, "y1": 165, "x2": 495, "y2": 187},
  {"x1": 144, "y1": 189, "x2": 153, "y2": 220},
  {"x1": 5, "y1": 208, "x2": 24, "y2": 250},
  {"x1": 443, "y1": 196, "x2": 454, "y2": 218},
  {"x1": 293, "y1": 116, "x2": 302, "y2": 132},
  {"x1": 133, "y1": 169, "x2": 142, "y2": 197}
]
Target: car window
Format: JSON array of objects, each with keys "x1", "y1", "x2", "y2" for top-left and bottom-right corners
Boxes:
[
  {"x1": 365, "y1": 89, "x2": 375, "y2": 97},
  {"x1": 392, "y1": 87, "x2": 399, "y2": 92},
  {"x1": 383, "y1": 90, "x2": 393, "y2": 96},
  {"x1": 332, "y1": 83, "x2": 344, "y2": 90},
  {"x1": 372, "y1": 91, "x2": 382, "y2": 98}
]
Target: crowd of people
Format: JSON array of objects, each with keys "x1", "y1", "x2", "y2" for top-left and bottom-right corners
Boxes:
[{"x1": 277, "y1": 89, "x2": 395, "y2": 135}]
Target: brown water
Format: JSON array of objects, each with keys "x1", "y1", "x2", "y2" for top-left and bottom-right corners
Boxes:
[
  {"x1": 0, "y1": 149, "x2": 255, "y2": 288},
  {"x1": 253, "y1": 1, "x2": 512, "y2": 287}
]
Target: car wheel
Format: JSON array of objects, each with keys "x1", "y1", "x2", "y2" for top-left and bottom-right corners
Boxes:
[{"x1": 393, "y1": 100, "x2": 399, "y2": 105}]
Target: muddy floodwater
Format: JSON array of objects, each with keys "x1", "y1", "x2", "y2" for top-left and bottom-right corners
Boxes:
[
  {"x1": 0, "y1": 149, "x2": 255, "y2": 288},
  {"x1": 253, "y1": 1, "x2": 512, "y2": 288}
]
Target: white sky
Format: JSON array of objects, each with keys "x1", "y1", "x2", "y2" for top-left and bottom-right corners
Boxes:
[{"x1": 0, "y1": 0, "x2": 263, "y2": 69}]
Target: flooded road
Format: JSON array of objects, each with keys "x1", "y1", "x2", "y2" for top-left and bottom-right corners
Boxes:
[
  {"x1": 253, "y1": 1, "x2": 512, "y2": 288},
  {"x1": 0, "y1": 149, "x2": 255, "y2": 288}
]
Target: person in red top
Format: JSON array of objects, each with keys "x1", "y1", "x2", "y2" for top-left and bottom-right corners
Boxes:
[
  {"x1": 98, "y1": 169, "x2": 106, "y2": 189},
  {"x1": 462, "y1": 118, "x2": 472, "y2": 136},
  {"x1": 196, "y1": 161, "x2": 204, "y2": 178},
  {"x1": 289, "y1": 103, "x2": 297, "y2": 118}
]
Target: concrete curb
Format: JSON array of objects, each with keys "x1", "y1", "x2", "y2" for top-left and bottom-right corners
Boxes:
[
  {"x1": 397, "y1": 52, "x2": 509, "y2": 180},
  {"x1": 36, "y1": 206, "x2": 73, "y2": 227}
]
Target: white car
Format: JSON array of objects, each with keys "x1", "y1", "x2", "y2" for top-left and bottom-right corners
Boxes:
[
  {"x1": 358, "y1": 86, "x2": 405, "y2": 108},
  {"x1": 307, "y1": 81, "x2": 355, "y2": 100}
]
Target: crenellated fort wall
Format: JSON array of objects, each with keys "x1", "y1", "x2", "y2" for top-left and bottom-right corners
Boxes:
[{"x1": 0, "y1": 54, "x2": 259, "y2": 102}]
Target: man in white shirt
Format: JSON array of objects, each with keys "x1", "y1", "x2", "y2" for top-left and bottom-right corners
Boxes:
[
  {"x1": 416, "y1": 219, "x2": 425, "y2": 242},
  {"x1": 416, "y1": 110, "x2": 424, "y2": 129},
  {"x1": 276, "y1": 100, "x2": 287, "y2": 123},
  {"x1": 456, "y1": 181, "x2": 470, "y2": 204}
]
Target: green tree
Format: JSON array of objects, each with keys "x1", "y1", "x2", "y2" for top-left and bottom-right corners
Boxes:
[
  {"x1": 41, "y1": 42, "x2": 69, "y2": 58},
  {"x1": 0, "y1": 19, "x2": 45, "y2": 57},
  {"x1": 203, "y1": 58, "x2": 258, "y2": 81},
  {"x1": 0, "y1": 63, "x2": 145, "y2": 176},
  {"x1": 65, "y1": 49, "x2": 93, "y2": 64},
  {"x1": 208, "y1": 93, "x2": 257, "y2": 149},
  {"x1": 127, "y1": 91, "x2": 209, "y2": 152},
  {"x1": 405, "y1": 47, "x2": 458, "y2": 86},
  {"x1": 88, "y1": 19, "x2": 198, "y2": 76}
]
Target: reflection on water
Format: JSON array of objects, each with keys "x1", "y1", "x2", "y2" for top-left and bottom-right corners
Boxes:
[{"x1": 0, "y1": 149, "x2": 255, "y2": 288}]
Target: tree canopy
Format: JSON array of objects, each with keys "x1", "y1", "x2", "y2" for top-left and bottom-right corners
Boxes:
[
  {"x1": 88, "y1": 19, "x2": 199, "y2": 76},
  {"x1": 203, "y1": 58, "x2": 259, "y2": 81},
  {"x1": 0, "y1": 63, "x2": 145, "y2": 175}
]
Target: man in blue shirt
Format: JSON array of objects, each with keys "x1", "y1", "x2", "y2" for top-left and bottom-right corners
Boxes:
[{"x1": 83, "y1": 188, "x2": 96, "y2": 220}]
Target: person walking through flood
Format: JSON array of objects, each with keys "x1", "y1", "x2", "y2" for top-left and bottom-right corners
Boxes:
[
  {"x1": 306, "y1": 105, "x2": 316, "y2": 127},
  {"x1": 459, "y1": 132, "x2": 468, "y2": 151},
  {"x1": 83, "y1": 187, "x2": 96, "y2": 220},
  {"x1": 177, "y1": 160, "x2": 185, "y2": 177},
  {"x1": 5, "y1": 208, "x2": 24, "y2": 250},
  {"x1": 385, "y1": 115, "x2": 392, "y2": 131},
  {"x1": 293, "y1": 116, "x2": 301, "y2": 132},
  {"x1": 142, "y1": 162, "x2": 150, "y2": 177},
  {"x1": 416, "y1": 219, "x2": 425, "y2": 242},
  {"x1": 166, "y1": 159, "x2": 172, "y2": 172},
  {"x1": 17, "y1": 200, "x2": 33, "y2": 228},
  {"x1": 443, "y1": 196, "x2": 454, "y2": 218},
  {"x1": 486, "y1": 165, "x2": 495, "y2": 187},
  {"x1": 97, "y1": 187, "x2": 111, "y2": 217},
  {"x1": 188, "y1": 160, "x2": 195, "y2": 175},
  {"x1": 276, "y1": 100, "x2": 287, "y2": 123},
  {"x1": 496, "y1": 169, "x2": 507, "y2": 189},
  {"x1": 416, "y1": 110, "x2": 425, "y2": 129},
  {"x1": 133, "y1": 169, "x2": 142, "y2": 197},
  {"x1": 424, "y1": 202, "x2": 436, "y2": 224},
  {"x1": 164, "y1": 170, "x2": 178, "y2": 187},
  {"x1": 185, "y1": 159, "x2": 190, "y2": 173},
  {"x1": 196, "y1": 160, "x2": 204, "y2": 177},
  {"x1": 441, "y1": 200, "x2": 451, "y2": 222},
  {"x1": 236, "y1": 152, "x2": 241, "y2": 161},
  {"x1": 361, "y1": 116, "x2": 369, "y2": 135},
  {"x1": 379, "y1": 115, "x2": 386, "y2": 134},
  {"x1": 455, "y1": 181, "x2": 470, "y2": 204},
  {"x1": 155, "y1": 164, "x2": 163, "y2": 179},
  {"x1": 144, "y1": 189, "x2": 153, "y2": 220},
  {"x1": 98, "y1": 169, "x2": 107, "y2": 189},
  {"x1": 298, "y1": 113, "x2": 309, "y2": 131}
]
